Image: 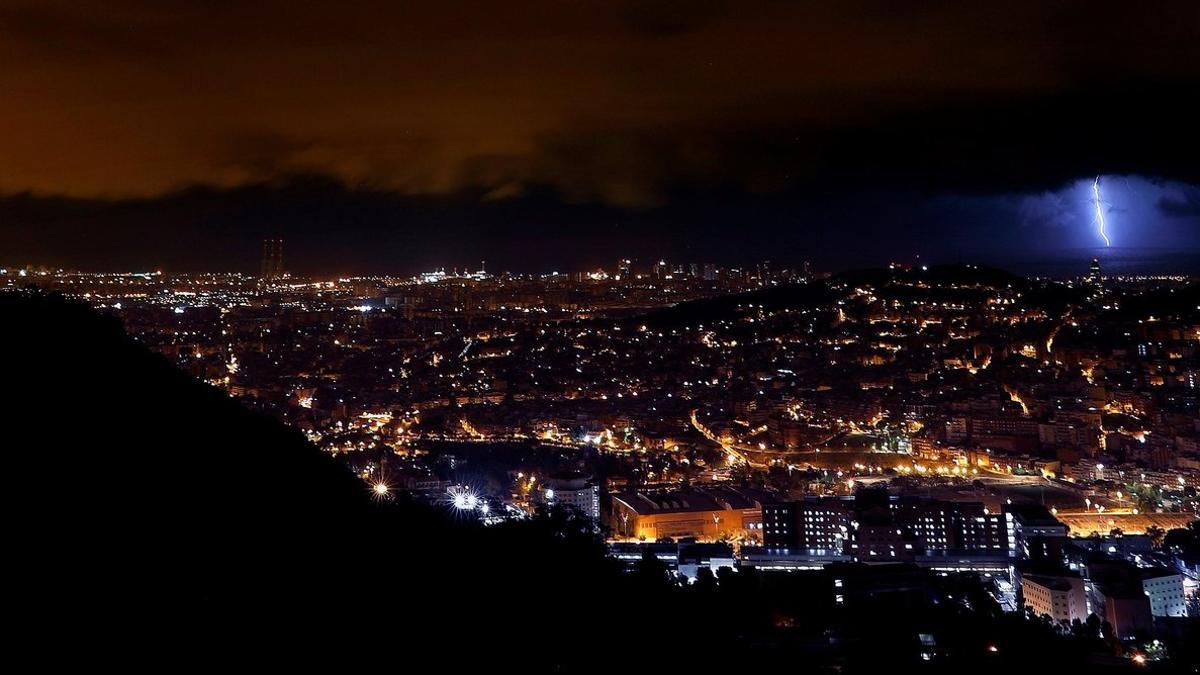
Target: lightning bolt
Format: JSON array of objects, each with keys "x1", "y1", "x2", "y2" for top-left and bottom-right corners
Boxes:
[{"x1": 1092, "y1": 175, "x2": 1111, "y2": 247}]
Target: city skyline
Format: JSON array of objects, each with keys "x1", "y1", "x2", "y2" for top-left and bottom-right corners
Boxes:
[{"x1": 3, "y1": 172, "x2": 1199, "y2": 276}]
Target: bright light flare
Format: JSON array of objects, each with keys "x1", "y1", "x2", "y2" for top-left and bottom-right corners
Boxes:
[
  {"x1": 448, "y1": 486, "x2": 481, "y2": 512},
  {"x1": 1093, "y1": 176, "x2": 1111, "y2": 247},
  {"x1": 373, "y1": 482, "x2": 389, "y2": 496}
]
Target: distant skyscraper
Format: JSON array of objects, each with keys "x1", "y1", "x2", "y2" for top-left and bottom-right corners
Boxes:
[
  {"x1": 261, "y1": 238, "x2": 284, "y2": 280},
  {"x1": 652, "y1": 259, "x2": 668, "y2": 280},
  {"x1": 617, "y1": 258, "x2": 632, "y2": 280},
  {"x1": 757, "y1": 260, "x2": 771, "y2": 284},
  {"x1": 1088, "y1": 258, "x2": 1102, "y2": 285}
]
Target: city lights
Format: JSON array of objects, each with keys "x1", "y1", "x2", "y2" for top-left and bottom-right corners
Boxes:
[{"x1": 16, "y1": 241, "x2": 1197, "y2": 670}]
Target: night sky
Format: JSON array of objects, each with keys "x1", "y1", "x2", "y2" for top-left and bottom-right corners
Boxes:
[{"x1": 2, "y1": 1, "x2": 1198, "y2": 274}]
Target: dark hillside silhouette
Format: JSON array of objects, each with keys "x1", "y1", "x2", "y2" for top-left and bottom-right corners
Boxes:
[{"x1": 2, "y1": 291, "x2": 626, "y2": 668}]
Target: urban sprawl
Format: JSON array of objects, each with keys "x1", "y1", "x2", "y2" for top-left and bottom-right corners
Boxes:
[{"x1": 8, "y1": 250, "x2": 1199, "y2": 661}]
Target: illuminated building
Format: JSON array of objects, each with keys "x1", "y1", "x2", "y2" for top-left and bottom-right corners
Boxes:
[
  {"x1": 762, "y1": 499, "x2": 851, "y2": 554},
  {"x1": 616, "y1": 258, "x2": 632, "y2": 280},
  {"x1": 763, "y1": 491, "x2": 1015, "y2": 562},
  {"x1": 260, "y1": 238, "x2": 284, "y2": 280},
  {"x1": 539, "y1": 475, "x2": 601, "y2": 521},
  {"x1": 1089, "y1": 257, "x2": 1103, "y2": 285},
  {"x1": 1006, "y1": 504, "x2": 1068, "y2": 562},
  {"x1": 1140, "y1": 569, "x2": 1188, "y2": 617},
  {"x1": 1019, "y1": 572, "x2": 1088, "y2": 624},
  {"x1": 608, "y1": 487, "x2": 766, "y2": 541},
  {"x1": 652, "y1": 259, "x2": 668, "y2": 280}
]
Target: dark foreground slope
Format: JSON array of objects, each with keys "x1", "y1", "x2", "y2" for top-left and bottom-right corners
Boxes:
[{"x1": 2, "y1": 292, "x2": 626, "y2": 668}]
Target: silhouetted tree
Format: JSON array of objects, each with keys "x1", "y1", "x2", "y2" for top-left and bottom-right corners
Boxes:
[{"x1": 1145, "y1": 525, "x2": 1166, "y2": 549}]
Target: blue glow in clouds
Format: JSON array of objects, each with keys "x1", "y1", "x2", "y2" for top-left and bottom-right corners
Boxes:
[
  {"x1": 1092, "y1": 176, "x2": 1111, "y2": 246},
  {"x1": 999, "y1": 175, "x2": 1199, "y2": 262}
]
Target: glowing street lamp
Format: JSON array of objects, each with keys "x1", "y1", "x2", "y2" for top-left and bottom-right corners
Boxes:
[{"x1": 449, "y1": 486, "x2": 479, "y2": 512}]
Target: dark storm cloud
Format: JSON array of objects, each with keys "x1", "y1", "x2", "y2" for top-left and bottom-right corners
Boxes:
[
  {"x1": 619, "y1": 0, "x2": 729, "y2": 38},
  {"x1": 0, "y1": 2, "x2": 169, "y2": 60},
  {"x1": 3, "y1": 0, "x2": 1198, "y2": 200},
  {"x1": 1, "y1": 1, "x2": 1198, "y2": 272},
  {"x1": 5, "y1": 173, "x2": 1196, "y2": 277},
  {"x1": 1157, "y1": 187, "x2": 1200, "y2": 219},
  {"x1": 214, "y1": 132, "x2": 318, "y2": 180}
]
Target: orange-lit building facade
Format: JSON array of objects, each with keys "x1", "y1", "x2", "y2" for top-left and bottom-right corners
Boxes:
[{"x1": 608, "y1": 487, "x2": 766, "y2": 541}]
